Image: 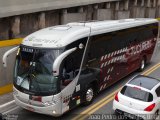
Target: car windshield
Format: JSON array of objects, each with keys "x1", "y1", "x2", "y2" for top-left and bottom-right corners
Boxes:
[
  {"x1": 14, "y1": 45, "x2": 63, "y2": 96},
  {"x1": 120, "y1": 86, "x2": 153, "y2": 102}
]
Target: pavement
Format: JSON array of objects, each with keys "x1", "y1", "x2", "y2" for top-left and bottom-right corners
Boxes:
[
  {"x1": 0, "y1": 92, "x2": 16, "y2": 114},
  {"x1": 0, "y1": 92, "x2": 13, "y2": 106}
]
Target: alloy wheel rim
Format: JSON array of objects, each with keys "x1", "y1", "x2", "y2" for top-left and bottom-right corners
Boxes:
[{"x1": 86, "y1": 88, "x2": 93, "y2": 102}]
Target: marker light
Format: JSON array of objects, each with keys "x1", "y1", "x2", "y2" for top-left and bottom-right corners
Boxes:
[{"x1": 53, "y1": 110, "x2": 56, "y2": 114}]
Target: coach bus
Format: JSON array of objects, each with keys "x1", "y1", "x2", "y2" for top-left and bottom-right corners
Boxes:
[{"x1": 3, "y1": 18, "x2": 159, "y2": 116}]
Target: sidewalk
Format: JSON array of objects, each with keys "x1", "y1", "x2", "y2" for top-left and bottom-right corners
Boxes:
[
  {"x1": 0, "y1": 92, "x2": 13, "y2": 106},
  {"x1": 0, "y1": 92, "x2": 17, "y2": 114}
]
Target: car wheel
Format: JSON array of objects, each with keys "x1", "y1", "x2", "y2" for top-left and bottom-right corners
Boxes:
[
  {"x1": 154, "y1": 110, "x2": 159, "y2": 120},
  {"x1": 139, "y1": 58, "x2": 145, "y2": 71},
  {"x1": 113, "y1": 110, "x2": 119, "y2": 115},
  {"x1": 83, "y1": 85, "x2": 94, "y2": 105}
]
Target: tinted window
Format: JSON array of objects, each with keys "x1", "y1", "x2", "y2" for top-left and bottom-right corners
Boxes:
[
  {"x1": 14, "y1": 47, "x2": 63, "y2": 96},
  {"x1": 59, "y1": 38, "x2": 87, "y2": 90},
  {"x1": 138, "y1": 24, "x2": 155, "y2": 41},
  {"x1": 64, "y1": 37, "x2": 87, "y2": 74},
  {"x1": 129, "y1": 76, "x2": 160, "y2": 90},
  {"x1": 155, "y1": 86, "x2": 160, "y2": 97},
  {"x1": 87, "y1": 23, "x2": 158, "y2": 67},
  {"x1": 121, "y1": 86, "x2": 153, "y2": 102},
  {"x1": 152, "y1": 23, "x2": 159, "y2": 36},
  {"x1": 113, "y1": 28, "x2": 138, "y2": 48},
  {"x1": 89, "y1": 33, "x2": 112, "y2": 59}
]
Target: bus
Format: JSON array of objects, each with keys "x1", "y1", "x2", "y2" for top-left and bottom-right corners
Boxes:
[{"x1": 3, "y1": 18, "x2": 159, "y2": 116}]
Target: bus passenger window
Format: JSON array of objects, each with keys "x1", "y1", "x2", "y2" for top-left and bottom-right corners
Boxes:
[
  {"x1": 60, "y1": 38, "x2": 87, "y2": 90},
  {"x1": 60, "y1": 58, "x2": 74, "y2": 89},
  {"x1": 60, "y1": 51, "x2": 80, "y2": 89}
]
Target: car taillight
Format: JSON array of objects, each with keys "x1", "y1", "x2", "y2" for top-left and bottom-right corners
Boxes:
[
  {"x1": 115, "y1": 92, "x2": 119, "y2": 102},
  {"x1": 144, "y1": 103, "x2": 155, "y2": 112}
]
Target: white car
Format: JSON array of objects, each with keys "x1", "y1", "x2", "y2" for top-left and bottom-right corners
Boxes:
[{"x1": 113, "y1": 75, "x2": 160, "y2": 120}]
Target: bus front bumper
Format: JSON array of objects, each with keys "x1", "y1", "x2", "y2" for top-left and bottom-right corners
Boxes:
[{"x1": 14, "y1": 95, "x2": 62, "y2": 117}]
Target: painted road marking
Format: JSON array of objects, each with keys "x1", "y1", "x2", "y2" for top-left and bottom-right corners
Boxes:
[
  {"x1": 72, "y1": 62, "x2": 160, "y2": 120},
  {"x1": 142, "y1": 63, "x2": 160, "y2": 75},
  {"x1": 2, "y1": 106, "x2": 19, "y2": 115},
  {"x1": 0, "y1": 100, "x2": 15, "y2": 109},
  {"x1": 79, "y1": 96, "x2": 115, "y2": 120}
]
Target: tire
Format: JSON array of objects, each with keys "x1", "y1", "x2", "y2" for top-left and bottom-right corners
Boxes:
[
  {"x1": 83, "y1": 85, "x2": 94, "y2": 105},
  {"x1": 139, "y1": 58, "x2": 145, "y2": 72},
  {"x1": 113, "y1": 110, "x2": 119, "y2": 115},
  {"x1": 113, "y1": 111, "x2": 119, "y2": 119},
  {"x1": 154, "y1": 110, "x2": 159, "y2": 120}
]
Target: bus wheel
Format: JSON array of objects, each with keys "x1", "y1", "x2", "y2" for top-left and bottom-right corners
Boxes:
[
  {"x1": 139, "y1": 58, "x2": 145, "y2": 71},
  {"x1": 84, "y1": 85, "x2": 94, "y2": 105}
]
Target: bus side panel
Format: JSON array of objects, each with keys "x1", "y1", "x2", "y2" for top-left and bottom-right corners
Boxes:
[
  {"x1": 83, "y1": 22, "x2": 159, "y2": 93},
  {"x1": 69, "y1": 22, "x2": 159, "y2": 108}
]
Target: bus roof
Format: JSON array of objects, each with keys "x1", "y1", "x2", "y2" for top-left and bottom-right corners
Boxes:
[{"x1": 22, "y1": 18, "x2": 158, "y2": 48}]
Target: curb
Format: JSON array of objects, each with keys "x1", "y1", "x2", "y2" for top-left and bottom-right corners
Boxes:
[
  {"x1": 0, "y1": 84, "x2": 13, "y2": 95},
  {"x1": 0, "y1": 38, "x2": 22, "y2": 47}
]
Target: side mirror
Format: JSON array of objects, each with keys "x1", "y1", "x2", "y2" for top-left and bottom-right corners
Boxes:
[{"x1": 2, "y1": 46, "x2": 19, "y2": 67}]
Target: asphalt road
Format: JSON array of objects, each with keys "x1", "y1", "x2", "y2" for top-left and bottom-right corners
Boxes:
[{"x1": 1, "y1": 41, "x2": 160, "y2": 120}]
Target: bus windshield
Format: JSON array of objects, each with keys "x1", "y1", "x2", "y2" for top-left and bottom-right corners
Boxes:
[{"x1": 14, "y1": 46, "x2": 63, "y2": 96}]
